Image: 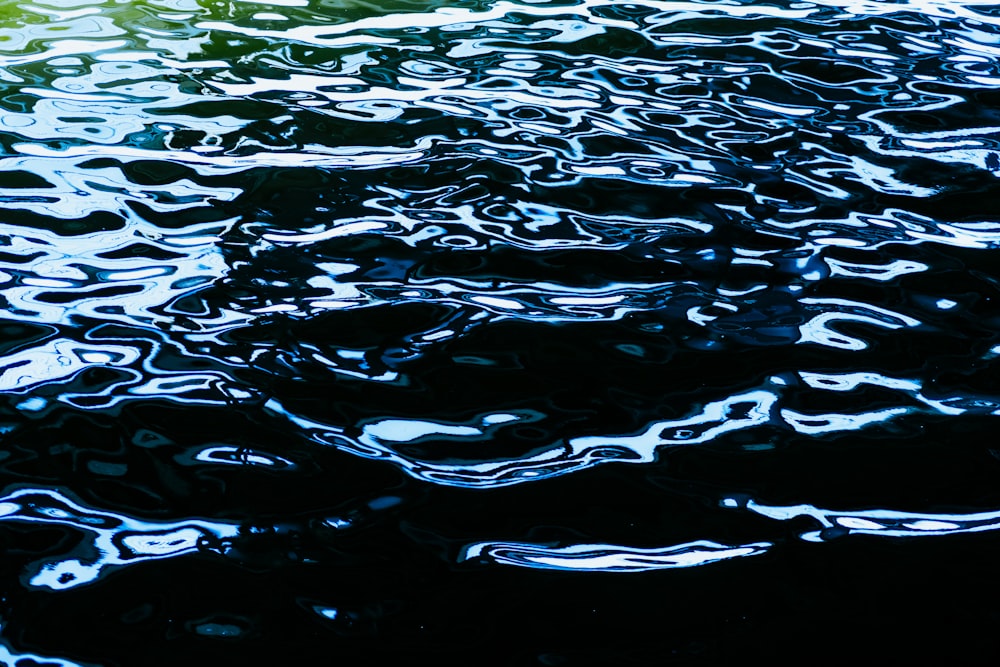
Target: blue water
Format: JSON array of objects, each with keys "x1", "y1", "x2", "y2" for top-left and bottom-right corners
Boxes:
[{"x1": 2, "y1": 0, "x2": 1000, "y2": 663}]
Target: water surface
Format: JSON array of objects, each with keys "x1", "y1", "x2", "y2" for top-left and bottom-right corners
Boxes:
[{"x1": 2, "y1": 0, "x2": 1000, "y2": 663}]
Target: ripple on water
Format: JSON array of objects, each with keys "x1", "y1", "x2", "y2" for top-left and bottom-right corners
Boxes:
[{"x1": 0, "y1": 1, "x2": 999, "y2": 661}]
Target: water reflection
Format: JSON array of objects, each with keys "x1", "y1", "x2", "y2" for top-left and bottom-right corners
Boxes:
[
  {"x1": 461, "y1": 539, "x2": 771, "y2": 572},
  {"x1": 0, "y1": 488, "x2": 237, "y2": 590},
  {"x1": 1, "y1": 0, "x2": 999, "y2": 661},
  {"x1": 744, "y1": 499, "x2": 1000, "y2": 542}
]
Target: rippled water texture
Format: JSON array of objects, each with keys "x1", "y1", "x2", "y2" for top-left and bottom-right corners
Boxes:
[{"x1": 2, "y1": 0, "x2": 1000, "y2": 663}]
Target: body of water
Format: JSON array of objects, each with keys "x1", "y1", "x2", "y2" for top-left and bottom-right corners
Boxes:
[{"x1": 2, "y1": 0, "x2": 1000, "y2": 663}]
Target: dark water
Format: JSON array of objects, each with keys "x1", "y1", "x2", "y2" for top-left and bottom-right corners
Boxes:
[{"x1": 2, "y1": 0, "x2": 1000, "y2": 663}]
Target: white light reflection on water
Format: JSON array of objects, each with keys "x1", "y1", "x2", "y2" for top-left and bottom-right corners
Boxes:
[
  {"x1": 0, "y1": 0, "x2": 998, "y2": 647},
  {"x1": 797, "y1": 298, "x2": 921, "y2": 351},
  {"x1": 13, "y1": 141, "x2": 431, "y2": 171},
  {"x1": 0, "y1": 156, "x2": 242, "y2": 217},
  {"x1": 271, "y1": 390, "x2": 780, "y2": 487},
  {"x1": 0, "y1": 339, "x2": 140, "y2": 392},
  {"x1": 743, "y1": 500, "x2": 1000, "y2": 543},
  {"x1": 0, "y1": 488, "x2": 238, "y2": 590},
  {"x1": 0, "y1": 643, "x2": 95, "y2": 667},
  {"x1": 271, "y1": 355, "x2": 1000, "y2": 487},
  {"x1": 461, "y1": 539, "x2": 771, "y2": 572},
  {"x1": 780, "y1": 406, "x2": 910, "y2": 434},
  {"x1": 198, "y1": 0, "x2": 817, "y2": 49}
]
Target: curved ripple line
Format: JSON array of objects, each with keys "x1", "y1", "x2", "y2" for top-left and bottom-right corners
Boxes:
[
  {"x1": 12, "y1": 142, "x2": 431, "y2": 171},
  {"x1": 0, "y1": 645, "x2": 95, "y2": 667},
  {"x1": 0, "y1": 339, "x2": 140, "y2": 392},
  {"x1": 270, "y1": 390, "x2": 779, "y2": 488},
  {"x1": 0, "y1": 488, "x2": 238, "y2": 591},
  {"x1": 743, "y1": 499, "x2": 1000, "y2": 543},
  {"x1": 0, "y1": 0, "x2": 998, "y2": 616},
  {"x1": 196, "y1": 0, "x2": 817, "y2": 48},
  {"x1": 268, "y1": 351, "x2": 1000, "y2": 487},
  {"x1": 461, "y1": 539, "x2": 771, "y2": 572}
]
